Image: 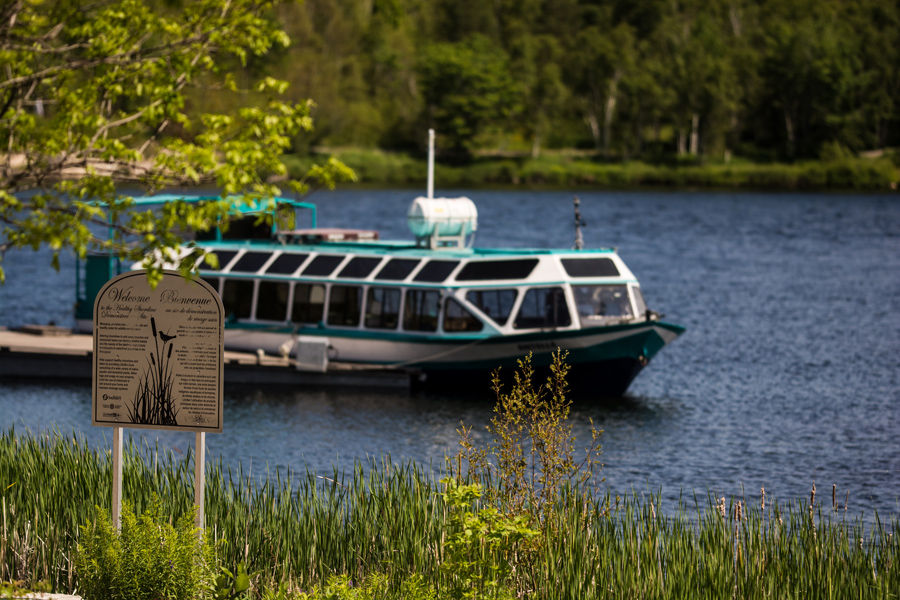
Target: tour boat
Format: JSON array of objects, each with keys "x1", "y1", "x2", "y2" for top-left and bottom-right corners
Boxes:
[{"x1": 75, "y1": 191, "x2": 683, "y2": 396}]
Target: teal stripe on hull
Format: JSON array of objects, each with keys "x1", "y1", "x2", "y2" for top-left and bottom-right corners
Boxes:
[
  {"x1": 416, "y1": 324, "x2": 675, "y2": 372},
  {"x1": 223, "y1": 320, "x2": 685, "y2": 346}
]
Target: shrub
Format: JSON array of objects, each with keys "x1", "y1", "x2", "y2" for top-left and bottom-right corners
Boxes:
[
  {"x1": 451, "y1": 351, "x2": 603, "y2": 526},
  {"x1": 74, "y1": 496, "x2": 216, "y2": 600}
]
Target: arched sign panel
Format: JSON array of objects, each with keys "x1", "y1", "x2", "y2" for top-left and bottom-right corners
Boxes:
[{"x1": 91, "y1": 270, "x2": 224, "y2": 433}]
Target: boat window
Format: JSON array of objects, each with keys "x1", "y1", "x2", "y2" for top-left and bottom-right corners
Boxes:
[
  {"x1": 291, "y1": 283, "x2": 325, "y2": 324},
  {"x1": 513, "y1": 287, "x2": 571, "y2": 329},
  {"x1": 327, "y1": 285, "x2": 362, "y2": 327},
  {"x1": 201, "y1": 277, "x2": 220, "y2": 294},
  {"x1": 561, "y1": 257, "x2": 620, "y2": 278},
  {"x1": 374, "y1": 258, "x2": 420, "y2": 281},
  {"x1": 465, "y1": 289, "x2": 518, "y2": 326},
  {"x1": 456, "y1": 259, "x2": 539, "y2": 281},
  {"x1": 403, "y1": 289, "x2": 440, "y2": 331},
  {"x1": 302, "y1": 255, "x2": 345, "y2": 277},
  {"x1": 365, "y1": 287, "x2": 401, "y2": 329},
  {"x1": 266, "y1": 253, "x2": 309, "y2": 275},
  {"x1": 413, "y1": 260, "x2": 459, "y2": 282},
  {"x1": 573, "y1": 285, "x2": 633, "y2": 325},
  {"x1": 222, "y1": 279, "x2": 254, "y2": 321},
  {"x1": 230, "y1": 251, "x2": 272, "y2": 273},
  {"x1": 337, "y1": 257, "x2": 382, "y2": 279},
  {"x1": 204, "y1": 251, "x2": 237, "y2": 271},
  {"x1": 632, "y1": 286, "x2": 647, "y2": 317},
  {"x1": 256, "y1": 281, "x2": 290, "y2": 321},
  {"x1": 443, "y1": 298, "x2": 483, "y2": 332}
]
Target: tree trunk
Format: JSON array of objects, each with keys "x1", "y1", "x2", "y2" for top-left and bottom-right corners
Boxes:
[
  {"x1": 677, "y1": 128, "x2": 686, "y2": 155},
  {"x1": 531, "y1": 132, "x2": 541, "y2": 158},
  {"x1": 689, "y1": 113, "x2": 699, "y2": 155},
  {"x1": 603, "y1": 74, "x2": 620, "y2": 160},
  {"x1": 784, "y1": 109, "x2": 795, "y2": 158},
  {"x1": 587, "y1": 112, "x2": 601, "y2": 152}
]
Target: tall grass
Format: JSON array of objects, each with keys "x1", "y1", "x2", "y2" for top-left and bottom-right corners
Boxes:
[{"x1": 2, "y1": 427, "x2": 898, "y2": 598}]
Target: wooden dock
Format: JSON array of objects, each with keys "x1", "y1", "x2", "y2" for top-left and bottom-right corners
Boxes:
[{"x1": 0, "y1": 327, "x2": 413, "y2": 389}]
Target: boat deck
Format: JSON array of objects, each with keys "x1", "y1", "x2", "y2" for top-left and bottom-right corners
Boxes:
[{"x1": 0, "y1": 327, "x2": 412, "y2": 389}]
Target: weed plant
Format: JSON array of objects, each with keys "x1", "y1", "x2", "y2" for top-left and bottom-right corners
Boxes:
[{"x1": 74, "y1": 497, "x2": 215, "y2": 600}]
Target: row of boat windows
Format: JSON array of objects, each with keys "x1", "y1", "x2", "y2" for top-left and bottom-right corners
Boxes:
[
  {"x1": 205, "y1": 277, "x2": 641, "y2": 331},
  {"x1": 206, "y1": 251, "x2": 620, "y2": 283}
]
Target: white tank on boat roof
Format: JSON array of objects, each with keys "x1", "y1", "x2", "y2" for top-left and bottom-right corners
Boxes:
[{"x1": 407, "y1": 196, "x2": 478, "y2": 238}]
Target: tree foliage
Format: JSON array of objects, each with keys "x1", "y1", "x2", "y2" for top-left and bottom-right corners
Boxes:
[
  {"x1": 261, "y1": 0, "x2": 900, "y2": 162},
  {"x1": 0, "y1": 0, "x2": 354, "y2": 282}
]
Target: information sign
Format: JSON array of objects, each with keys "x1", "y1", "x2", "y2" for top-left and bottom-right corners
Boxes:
[{"x1": 92, "y1": 270, "x2": 224, "y2": 433}]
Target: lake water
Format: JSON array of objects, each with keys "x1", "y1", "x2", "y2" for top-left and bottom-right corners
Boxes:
[{"x1": 1, "y1": 189, "x2": 898, "y2": 518}]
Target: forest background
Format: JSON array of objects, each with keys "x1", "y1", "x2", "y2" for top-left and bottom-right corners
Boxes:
[{"x1": 204, "y1": 0, "x2": 900, "y2": 189}]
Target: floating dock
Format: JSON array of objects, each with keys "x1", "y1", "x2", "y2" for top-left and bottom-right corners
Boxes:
[{"x1": 0, "y1": 327, "x2": 413, "y2": 389}]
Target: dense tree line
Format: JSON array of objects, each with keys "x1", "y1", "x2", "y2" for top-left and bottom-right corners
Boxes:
[{"x1": 225, "y1": 0, "x2": 900, "y2": 162}]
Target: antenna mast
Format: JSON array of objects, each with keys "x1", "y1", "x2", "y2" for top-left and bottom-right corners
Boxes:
[
  {"x1": 427, "y1": 129, "x2": 435, "y2": 200},
  {"x1": 573, "y1": 195, "x2": 586, "y2": 250}
]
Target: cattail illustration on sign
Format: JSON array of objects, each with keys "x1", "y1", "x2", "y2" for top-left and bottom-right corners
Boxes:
[{"x1": 128, "y1": 317, "x2": 181, "y2": 426}]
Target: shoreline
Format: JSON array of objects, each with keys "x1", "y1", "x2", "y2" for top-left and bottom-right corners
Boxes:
[{"x1": 283, "y1": 150, "x2": 900, "y2": 192}]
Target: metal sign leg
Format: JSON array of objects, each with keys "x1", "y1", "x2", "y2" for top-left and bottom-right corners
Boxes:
[
  {"x1": 195, "y1": 431, "x2": 205, "y2": 538},
  {"x1": 112, "y1": 426, "x2": 123, "y2": 531}
]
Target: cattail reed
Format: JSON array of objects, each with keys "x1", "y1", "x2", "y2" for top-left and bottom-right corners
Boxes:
[
  {"x1": 760, "y1": 486, "x2": 765, "y2": 511},
  {"x1": 735, "y1": 500, "x2": 743, "y2": 522},
  {"x1": 832, "y1": 484, "x2": 836, "y2": 510},
  {"x1": 151, "y1": 317, "x2": 158, "y2": 338}
]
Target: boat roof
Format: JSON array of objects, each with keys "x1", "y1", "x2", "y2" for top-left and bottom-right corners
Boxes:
[
  {"x1": 125, "y1": 194, "x2": 315, "y2": 214},
  {"x1": 199, "y1": 238, "x2": 617, "y2": 257}
]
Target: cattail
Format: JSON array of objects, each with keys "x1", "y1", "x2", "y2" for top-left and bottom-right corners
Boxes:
[
  {"x1": 760, "y1": 486, "x2": 765, "y2": 511},
  {"x1": 718, "y1": 497, "x2": 726, "y2": 520},
  {"x1": 650, "y1": 502, "x2": 656, "y2": 521},
  {"x1": 735, "y1": 501, "x2": 743, "y2": 522},
  {"x1": 832, "y1": 484, "x2": 836, "y2": 510},
  {"x1": 810, "y1": 483, "x2": 816, "y2": 506},
  {"x1": 150, "y1": 353, "x2": 156, "y2": 366},
  {"x1": 151, "y1": 317, "x2": 158, "y2": 338},
  {"x1": 167, "y1": 344, "x2": 174, "y2": 359}
]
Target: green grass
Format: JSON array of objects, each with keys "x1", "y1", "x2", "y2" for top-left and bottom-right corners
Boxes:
[
  {"x1": 2, "y1": 427, "x2": 898, "y2": 598},
  {"x1": 285, "y1": 148, "x2": 900, "y2": 191}
]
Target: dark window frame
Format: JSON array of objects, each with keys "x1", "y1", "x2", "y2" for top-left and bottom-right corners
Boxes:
[
  {"x1": 291, "y1": 283, "x2": 325, "y2": 324},
  {"x1": 265, "y1": 253, "x2": 309, "y2": 275},
  {"x1": 337, "y1": 256, "x2": 383, "y2": 279},
  {"x1": 561, "y1": 257, "x2": 620, "y2": 278},
  {"x1": 230, "y1": 251, "x2": 272, "y2": 273},
  {"x1": 443, "y1": 298, "x2": 484, "y2": 332},
  {"x1": 403, "y1": 289, "x2": 440, "y2": 332},
  {"x1": 513, "y1": 287, "x2": 572, "y2": 330},
  {"x1": 374, "y1": 258, "x2": 421, "y2": 281},
  {"x1": 413, "y1": 260, "x2": 459, "y2": 283},
  {"x1": 455, "y1": 259, "x2": 539, "y2": 281},
  {"x1": 327, "y1": 284, "x2": 362, "y2": 327},
  {"x1": 364, "y1": 287, "x2": 401, "y2": 330},
  {"x1": 256, "y1": 281, "x2": 290, "y2": 322}
]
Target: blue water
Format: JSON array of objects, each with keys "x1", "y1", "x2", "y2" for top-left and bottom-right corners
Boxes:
[{"x1": 1, "y1": 190, "x2": 899, "y2": 518}]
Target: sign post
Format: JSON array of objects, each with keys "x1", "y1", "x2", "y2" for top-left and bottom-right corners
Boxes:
[{"x1": 91, "y1": 270, "x2": 224, "y2": 532}]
